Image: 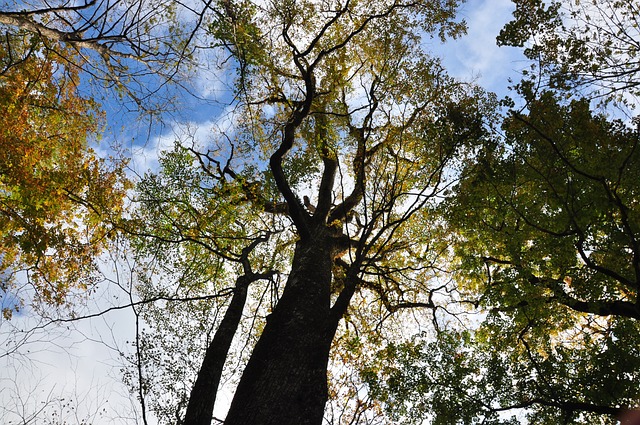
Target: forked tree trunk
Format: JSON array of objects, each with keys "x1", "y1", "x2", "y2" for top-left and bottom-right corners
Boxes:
[{"x1": 224, "y1": 230, "x2": 339, "y2": 425}]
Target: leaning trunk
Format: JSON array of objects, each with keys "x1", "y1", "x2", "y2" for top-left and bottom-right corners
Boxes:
[
  {"x1": 224, "y1": 232, "x2": 338, "y2": 425},
  {"x1": 183, "y1": 277, "x2": 250, "y2": 425}
]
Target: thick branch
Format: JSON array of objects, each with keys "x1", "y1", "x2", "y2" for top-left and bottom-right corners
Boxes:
[
  {"x1": 314, "y1": 112, "x2": 338, "y2": 222},
  {"x1": 184, "y1": 232, "x2": 274, "y2": 425},
  {"x1": 529, "y1": 275, "x2": 640, "y2": 320},
  {"x1": 329, "y1": 260, "x2": 360, "y2": 325},
  {"x1": 558, "y1": 296, "x2": 640, "y2": 319},
  {"x1": 268, "y1": 74, "x2": 315, "y2": 238},
  {"x1": 498, "y1": 398, "x2": 639, "y2": 420},
  {"x1": 0, "y1": 14, "x2": 137, "y2": 59},
  {"x1": 326, "y1": 79, "x2": 379, "y2": 224}
]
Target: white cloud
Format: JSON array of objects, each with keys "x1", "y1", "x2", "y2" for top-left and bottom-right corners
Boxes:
[
  {"x1": 128, "y1": 126, "x2": 181, "y2": 176},
  {"x1": 436, "y1": 0, "x2": 527, "y2": 94},
  {"x1": 191, "y1": 49, "x2": 237, "y2": 101}
]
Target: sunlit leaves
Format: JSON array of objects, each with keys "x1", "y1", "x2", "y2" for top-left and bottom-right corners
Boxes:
[
  {"x1": 452, "y1": 92, "x2": 640, "y2": 308},
  {"x1": 0, "y1": 33, "x2": 128, "y2": 315}
]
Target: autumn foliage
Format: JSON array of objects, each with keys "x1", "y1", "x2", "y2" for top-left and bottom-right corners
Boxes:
[{"x1": 0, "y1": 32, "x2": 127, "y2": 317}]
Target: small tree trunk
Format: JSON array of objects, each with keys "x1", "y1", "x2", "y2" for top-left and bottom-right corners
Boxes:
[
  {"x1": 183, "y1": 277, "x2": 250, "y2": 425},
  {"x1": 224, "y1": 233, "x2": 338, "y2": 425}
]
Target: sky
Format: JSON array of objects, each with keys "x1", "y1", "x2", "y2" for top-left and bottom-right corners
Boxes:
[
  {"x1": 0, "y1": 0, "x2": 528, "y2": 423},
  {"x1": 442, "y1": 0, "x2": 526, "y2": 91}
]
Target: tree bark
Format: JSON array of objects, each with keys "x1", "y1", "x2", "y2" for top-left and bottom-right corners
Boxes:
[{"x1": 224, "y1": 229, "x2": 339, "y2": 425}]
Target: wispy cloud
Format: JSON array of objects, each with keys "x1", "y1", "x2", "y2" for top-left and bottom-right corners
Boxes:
[{"x1": 437, "y1": 0, "x2": 527, "y2": 94}]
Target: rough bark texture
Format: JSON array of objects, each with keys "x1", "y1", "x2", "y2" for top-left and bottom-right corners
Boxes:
[
  {"x1": 183, "y1": 277, "x2": 250, "y2": 425},
  {"x1": 224, "y1": 229, "x2": 338, "y2": 425}
]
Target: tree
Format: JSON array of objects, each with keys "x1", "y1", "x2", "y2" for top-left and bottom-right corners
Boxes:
[
  {"x1": 0, "y1": 0, "x2": 222, "y2": 317},
  {"x1": 369, "y1": 91, "x2": 640, "y2": 424},
  {"x1": 355, "y1": 2, "x2": 640, "y2": 423},
  {"x1": 497, "y1": 0, "x2": 640, "y2": 104},
  {"x1": 0, "y1": 33, "x2": 128, "y2": 317},
  {"x1": 120, "y1": 0, "x2": 494, "y2": 423},
  {"x1": 433, "y1": 2, "x2": 640, "y2": 422},
  {"x1": 0, "y1": 0, "x2": 194, "y2": 108}
]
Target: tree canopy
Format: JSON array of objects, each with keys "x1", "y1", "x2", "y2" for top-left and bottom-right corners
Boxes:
[
  {"x1": 1, "y1": 0, "x2": 640, "y2": 424},
  {"x1": 0, "y1": 32, "x2": 128, "y2": 317},
  {"x1": 360, "y1": 1, "x2": 640, "y2": 423},
  {"x1": 498, "y1": 0, "x2": 640, "y2": 104},
  {"x1": 417, "y1": 91, "x2": 640, "y2": 424}
]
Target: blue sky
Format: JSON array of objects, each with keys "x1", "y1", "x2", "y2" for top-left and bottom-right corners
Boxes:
[{"x1": 1, "y1": 0, "x2": 530, "y2": 423}]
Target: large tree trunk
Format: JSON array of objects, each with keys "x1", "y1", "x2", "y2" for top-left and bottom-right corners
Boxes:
[{"x1": 224, "y1": 230, "x2": 339, "y2": 425}]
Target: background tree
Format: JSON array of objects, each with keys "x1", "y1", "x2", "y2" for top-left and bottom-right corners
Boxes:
[
  {"x1": 497, "y1": 0, "x2": 640, "y2": 105},
  {"x1": 0, "y1": 0, "x2": 223, "y2": 317},
  {"x1": 359, "y1": 1, "x2": 640, "y2": 424},
  {"x1": 0, "y1": 33, "x2": 128, "y2": 317},
  {"x1": 0, "y1": 0, "x2": 196, "y2": 108}
]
